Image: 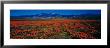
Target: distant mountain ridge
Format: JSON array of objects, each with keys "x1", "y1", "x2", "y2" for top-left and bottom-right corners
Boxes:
[{"x1": 11, "y1": 13, "x2": 101, "y2": 20}]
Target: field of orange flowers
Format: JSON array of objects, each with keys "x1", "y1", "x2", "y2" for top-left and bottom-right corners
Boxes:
[{"x1": 10, "y1": 19, "x2": 101, "y2": 39}]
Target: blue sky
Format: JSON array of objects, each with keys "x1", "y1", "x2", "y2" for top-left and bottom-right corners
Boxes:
[{"x1": 10, "y1": 10, "x2": 101, "y2": 16}]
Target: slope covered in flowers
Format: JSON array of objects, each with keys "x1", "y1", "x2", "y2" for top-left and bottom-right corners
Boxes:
[{"x1": 10, "y1": 19, "x2": 101, "y2": 39}]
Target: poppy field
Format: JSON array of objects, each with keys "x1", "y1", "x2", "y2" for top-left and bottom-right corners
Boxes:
[{"x1": 10, "y1": 19, "x2": 101, "y2": 39}]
